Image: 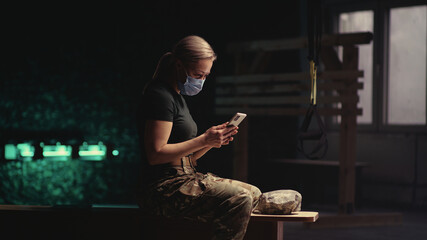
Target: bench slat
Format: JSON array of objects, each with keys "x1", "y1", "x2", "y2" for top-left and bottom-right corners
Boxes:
[
  {"x1": 270, "y1": 159, "x2": 370, "y2": 167},
  {"x1": 216, "y1": 82, "x2": 363, "y2": 95},
  {"x1": 216, "y1": 70, "x2": 363, "y2": 84},
  {"x1": 215, "y1": 107, "x2": 362, "y2": 116},
  {"x1": 250, "y1": 211, "x2": 319, "y2": 223},
  {"x1": 227, "y1": 32, "x2": 373, "y2": 52},
  {"x1": 0, "y1": 205, "x2": 318, "y2": 223},
  {"x1": 216, "y1": 95, "x2": 359, "y2": 106}
]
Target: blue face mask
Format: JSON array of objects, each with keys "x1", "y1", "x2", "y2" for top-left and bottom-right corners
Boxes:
[{"x1": 178, "y1": 75, "x2": 205, "y2": 96}]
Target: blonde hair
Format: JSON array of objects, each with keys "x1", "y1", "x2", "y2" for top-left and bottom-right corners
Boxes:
[{"x1": 152, "y1": 35, "x2": 217, "y2": 80}]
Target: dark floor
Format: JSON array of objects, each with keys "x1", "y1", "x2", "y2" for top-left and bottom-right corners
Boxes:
[
  {"x1": 1, "y1": 204, "x2": 425, "y2": 240},
  {"x1": 283, "y1": 206, "x2": 427, "y2": 240}
]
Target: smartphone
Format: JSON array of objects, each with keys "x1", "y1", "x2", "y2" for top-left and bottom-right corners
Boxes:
[{"x1": 227, "y1": 112, "x2": 247, "y2": 127}]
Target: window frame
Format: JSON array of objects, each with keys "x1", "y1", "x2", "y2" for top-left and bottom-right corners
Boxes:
[{"x1": 323, "y1": 0, "x2": 427, "y2": 133}]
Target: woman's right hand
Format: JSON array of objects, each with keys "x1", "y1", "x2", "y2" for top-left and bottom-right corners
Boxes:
[{"x1": 203, "y1": 122, "x2": 238, "y2": 148}]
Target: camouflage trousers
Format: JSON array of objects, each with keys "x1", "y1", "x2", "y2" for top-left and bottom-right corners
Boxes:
[{"x1": 137, "y1": 159, "x2": 262, "y2": 240}]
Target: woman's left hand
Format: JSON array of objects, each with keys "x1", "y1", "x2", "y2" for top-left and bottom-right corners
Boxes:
[
  {"x1": 219, "y1": 122, "x2": 238, "y2": 146},
  {"x1": 202, "y1": 122, "x2": 238, "y2": 148}
]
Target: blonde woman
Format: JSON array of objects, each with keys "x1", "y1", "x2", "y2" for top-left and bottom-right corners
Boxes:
[{"x1": 136, "y1": 35, "x2": 261, "y2": 240}]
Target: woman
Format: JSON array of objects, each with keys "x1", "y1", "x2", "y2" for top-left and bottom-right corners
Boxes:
[{"x1": 136, "y1": 35, "x2": 262, "y2": 240}]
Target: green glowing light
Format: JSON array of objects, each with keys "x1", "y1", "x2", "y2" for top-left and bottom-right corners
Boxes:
[
  {"x1": 78, "y1": 142, "x2": 106, "y2": 161},
  {"x1": 112, "y1": 150, "x2": 119, "y2": 156},
  {"x1": 5, "y1": 143, "x2": 34, "y2": 160},
  {"x1": 5, "y1": 144, "x2": 17, "y2": 160},
  {"x1": 4, "y1": 141, "x2": 116, "y2": 162},
  {"x1": 43, "y1": 143, "x2": 72, "y2": 161},
  {"x1": 17, "y1": 143, "x2": 35, "y2": 158},
  {"x1": 79, "y1": 150, "x2": 106, "y2": 156}
]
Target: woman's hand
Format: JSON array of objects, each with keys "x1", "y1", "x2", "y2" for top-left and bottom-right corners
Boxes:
[{"x1": 203, "y1": 122, "x2": 238, "y2": 148}]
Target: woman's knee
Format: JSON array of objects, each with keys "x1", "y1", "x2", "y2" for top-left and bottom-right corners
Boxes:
[
  {"x1": 222, "y1": 178, "x2": 262, "y2": 202},
  {"x1": 251, "y1": 186, "x2": 262, "y2": 202},
  {"x1": 203, "y1": 179, "x2": 258, "y2": 212},
  {"x1": 235, "y1": 183, "x2": 262, "y2": 207},
  {"x1": 229, "y1": 191, "x2": 255, "y2": 214}
]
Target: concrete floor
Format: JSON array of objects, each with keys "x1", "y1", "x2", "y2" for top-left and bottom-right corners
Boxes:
[{"x1": 282, "y1": 207, "x2": 427, "y2": 240}]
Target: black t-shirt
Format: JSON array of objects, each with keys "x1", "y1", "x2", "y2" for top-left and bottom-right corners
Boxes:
[{"x1": 136, "y1": 80, "x2": 198, "y2": 182}]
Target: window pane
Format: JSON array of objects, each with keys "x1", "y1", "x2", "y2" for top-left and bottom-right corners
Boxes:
[
  {"x1": 339, "y1": 10, "x2": 374, "y2": 124},
  {"x1": 388, "y1": 5, "x2": 426, "y2": 125}
]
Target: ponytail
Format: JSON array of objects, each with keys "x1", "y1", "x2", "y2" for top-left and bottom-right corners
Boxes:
[
  {"x1": 143, "y1": 52, "x2": 175, "y2": 94},
  {"x1": 152, "y1": 52, "x2": 175, "y2": 80}
]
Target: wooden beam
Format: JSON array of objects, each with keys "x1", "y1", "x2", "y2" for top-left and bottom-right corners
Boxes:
[
  {"x1": 227, "y1": 32, "x2": 373, "y2": 52},
  {"x1": 216, "y1": 95, "x2": 359, "y2": 106},
  {"x1": 270, "y1": 159, "x2": 369, "y2": 168},
  {"x1": 338, "y1": 46, "x2": 359, "y2": 215},
  {"x1": 216, "y1": 82, "x2": 364, "y2": 95},
  {"x1": 215, "y1": 107, "x2": 363, "y2": 116},
  {"x1": 216, "y1": 70, "x2": 364, "y2": 84},
  {"x1": 249, "y1": 51, "x2": 271, "y2": 73}
]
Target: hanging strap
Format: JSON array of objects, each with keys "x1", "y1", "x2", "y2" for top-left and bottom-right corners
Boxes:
[
  {"x1": 297, "y1": 0, "x2": 328, "y2": 160},
  {"x1": 297, "y1": 104, "x2": 328, "y2": 159},
  {"x1": 309, "y1": 60, "x2": 317, "y2": 105}
]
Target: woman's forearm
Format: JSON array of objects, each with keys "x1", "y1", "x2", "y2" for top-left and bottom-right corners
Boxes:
[
  {"x1": 145, "y1": 120, "x2": 237, "y2": 165},
  {"x1": 147, "y1": 134, "x2": 208, "y2": 165},
  {"x1": 193, "y1": 146, "x2": 213, "y2": 161}
]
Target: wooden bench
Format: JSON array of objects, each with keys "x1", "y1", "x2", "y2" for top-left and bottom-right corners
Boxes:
[
  {"x1": 0, "y1": 204, "x2": 318, "y2": 240},
  {"x1": 246, "y1": 212, "x2": 318, "y2": 240},
  {"x1": 140, "y1": 210, "x2": 318, "y2": 240}
]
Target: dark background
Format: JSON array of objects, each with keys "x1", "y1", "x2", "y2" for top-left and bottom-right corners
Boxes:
[
  {"x1": 1, "y1": 0, "x2": 426, "y2": 212},
  {"x1": 0, "y1": 1, "x2": 302, "y2": 206}
]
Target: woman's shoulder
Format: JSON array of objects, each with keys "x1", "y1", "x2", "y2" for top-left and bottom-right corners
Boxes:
[{"x1": 145, "y1": 81, "x2": 176, "y2": 99}]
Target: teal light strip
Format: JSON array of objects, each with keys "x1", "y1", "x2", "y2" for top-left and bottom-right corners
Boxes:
[
  {"x1": 17, "y1": 143, "x2": 35, "y2": 157},
  {"x1": 43, "y1": 145, "x2": 72, "y2": 157},
  {"x1": 5, "y1": 144, "x2": 17, "y2": 160},
  {"x1": 4, "y1": 141, "x2": 116, "y2": 161},
  {"x1": 79, "y1": 150, "x2": 106, "y2": 156}
]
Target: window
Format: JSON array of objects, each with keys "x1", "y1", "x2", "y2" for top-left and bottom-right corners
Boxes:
[
  {"x1": 329, "y1": 1, "x2": 427, "y2": 130},
  {"x1": 387, "y1": 5, "x2": 426, "y2": 125}
]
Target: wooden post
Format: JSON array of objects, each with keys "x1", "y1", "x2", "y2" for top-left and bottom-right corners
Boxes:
[
  {"x1": 320, "y1": 45, "x2": 359, "y2": 214},
  {"x1": 233, "y1": 119, "x2": 249, "y2": 182},
  {"x1": 338, "y1": 46, "x2": 359, "y2": 214},
  {"x1": 231, "y1": 50, "x2": 271, "y2": 182},
  {"x1": 232, "y1": 51, "x2": 249, "y2": 182},
  {"x1": 244, "y1": 221, "x2": 283, "y2": 240}
]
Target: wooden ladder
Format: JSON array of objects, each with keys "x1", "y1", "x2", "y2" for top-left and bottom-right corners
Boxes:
[{"x1": 215, "y1": 32, "x2": 372, "y2": 215}]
